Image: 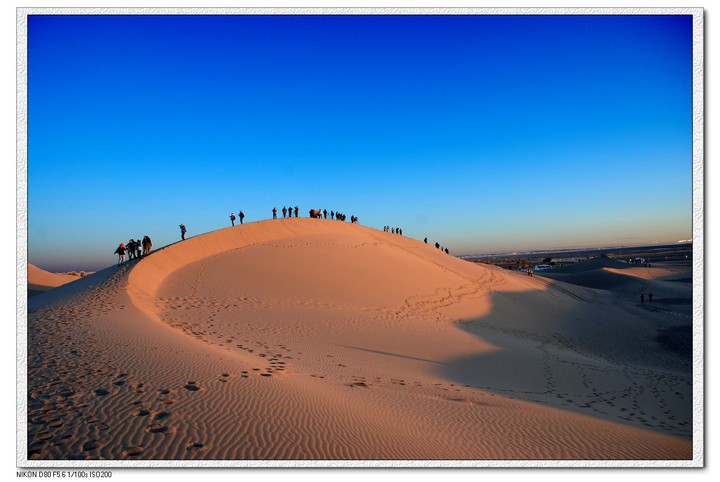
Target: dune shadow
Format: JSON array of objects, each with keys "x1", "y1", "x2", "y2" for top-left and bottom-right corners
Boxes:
[{"x1": 439, "y1": 285, "x2": 693, "y2": 439}]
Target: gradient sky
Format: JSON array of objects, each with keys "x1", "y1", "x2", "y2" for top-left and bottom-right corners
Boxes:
[{"x1": 25, "y1": 13, "x2": 694, "y2": 272}]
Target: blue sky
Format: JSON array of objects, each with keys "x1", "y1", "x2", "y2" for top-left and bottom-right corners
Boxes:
[{"x1": 25, "y1": 13, "x2": 694, "y2": 271}]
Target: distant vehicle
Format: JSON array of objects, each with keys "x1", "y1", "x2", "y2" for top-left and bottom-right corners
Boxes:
[{"x1": 533, "y1": 264, "x2": 553, "y2": 272}]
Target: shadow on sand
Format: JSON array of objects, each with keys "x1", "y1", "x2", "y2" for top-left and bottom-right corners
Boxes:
[{"x1": 439, "y1": 285, "x2": 692, "y2": 439}]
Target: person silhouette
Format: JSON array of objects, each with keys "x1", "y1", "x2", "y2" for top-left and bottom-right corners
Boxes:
[{"x1": 114, "y1": 243, "x2": 126, "y2": 265}]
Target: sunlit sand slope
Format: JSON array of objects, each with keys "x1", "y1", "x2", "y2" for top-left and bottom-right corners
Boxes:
[{"x1": 26, "y1": 219, "x2": 692, "y2": 462}]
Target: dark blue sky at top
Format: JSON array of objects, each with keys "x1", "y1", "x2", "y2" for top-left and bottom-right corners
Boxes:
[{"x1": 26, "y1": 14, "x2": 693, "y2": 271}]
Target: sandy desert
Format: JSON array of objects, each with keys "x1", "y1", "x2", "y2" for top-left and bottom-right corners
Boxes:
[{"x1": 24, "y1": 219, "x2": 694, "y2": 463}]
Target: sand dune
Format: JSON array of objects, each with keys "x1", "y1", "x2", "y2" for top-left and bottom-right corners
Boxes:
[
  {"x1": 25, "y1": 219, "x2": 693, "y2": 463},
  {"x1": 27, "y1": 263, "x2": 81, "y2": 296}
]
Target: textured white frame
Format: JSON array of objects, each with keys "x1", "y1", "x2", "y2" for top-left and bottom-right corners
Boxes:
[{"x1": 15, "y1": 6, "x2": 704, "y2": 470}]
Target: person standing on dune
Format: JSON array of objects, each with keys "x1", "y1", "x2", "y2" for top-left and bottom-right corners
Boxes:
[
  {"x1": 239, "y1": 211, "x2": 245, "y2": 224},
  {"x1": 114, "y1": 242, "x2": 126, "y2": 265},
  {"x1": 273, "y1": 207, "x2": 277, "y2": 219},
  {"x1": 143, "y1": 235, "x2": 152, "y2": 255},
  {"x1": 180, "y1": 224, "x2": 187, "y2": 240}
]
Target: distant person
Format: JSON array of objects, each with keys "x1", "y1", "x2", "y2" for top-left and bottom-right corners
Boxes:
[
  {"x1": 527, "y1": 268, "x2": 533, "y2": 277},
  {"x1": 114, "y1": 243, "x2": 126, "y2": 265},
  {"x1": 323, "y1": 209, "x2": 328, "y2": 219},
  {"x1": 273, "y1": 207, "x2": 277, "y2": 219},
  {"x1": 230, "y1": 213, "x2": 236, "y2": 226},
  {"x1": 239, "y1": 211, "x2": 245, "y2": 224},
  {"x1": 282, "y1": 206, "x2": 287, "y2": 218},
  {"x1": 136, "y1": 238, "x2": 142, "y2": 259},
  {"x1": 445, "y1": 248, "x2": 449, "y2": 254},
  {"x1": 127, "y1": 240, "x2": 135, "y2": 260},
  {"x1": 649, "y1": 292, "x2": 653, "y2": 302},
  {"x1": 424, "y1": 237, "x2": 427, "y2": 244},
  {"x1": 180, "y1": 224, "x2": 187, "y2": 240},
  {"x1": 294, "y1": 206, "x2": 299, "y2": 218},
  {"x1": 640, "y1": 293, "x2": 645, "y2": 304},
  {"x1": 142, "y1": 236, "x2": 152, "y2": 256},
  {"x1": 331, "y1": 211, "x2": 335, "y2": 220}
]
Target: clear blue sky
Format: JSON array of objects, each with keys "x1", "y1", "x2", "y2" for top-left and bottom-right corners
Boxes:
[{"x1": 25, "y1": 14, "x2": 694, "y2": 272}]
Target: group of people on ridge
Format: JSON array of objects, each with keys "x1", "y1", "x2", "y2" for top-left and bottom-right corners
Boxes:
[
  {"x1": 308, "y1": 209, "x2": 354, "y2": 222},
  {"x1": 229, "y1": 211, "x2": 245, "y2": 226},
  {"x1": 114, "y1": 236, "x2": 153, "y2": 265},
  {"x1": 269, "y1": 206, "x2": 355, "y2": 222},
  {"x1": 273, "y1": 206, "x2": 300, "y2": 219},
  {"x1": 422, "y1": 237, "x2": 450, "y2": 255},
  {"x1": 112, "y1": 206, "x2": 453, "y2": 267}
]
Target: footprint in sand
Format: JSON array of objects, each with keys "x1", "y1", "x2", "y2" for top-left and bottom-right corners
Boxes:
[
  {"x1": 184, "y1": 381, "x2": 201, "y2": 391},
  {"x1": 153, "y1": 411, "x2": 171, "y2": 421},
  {"x1": 82, "y1": 440, "x2": 98, "y2": 451},
  {"x1": 122, "y1": 446, "x2": 144, "y2": 457},
  {"x1": 146, "y1": 424, "x2": 169, "y2": 434},
  {"x1": 186, "y1": 442, "x2": 206, "y2": 452}
]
